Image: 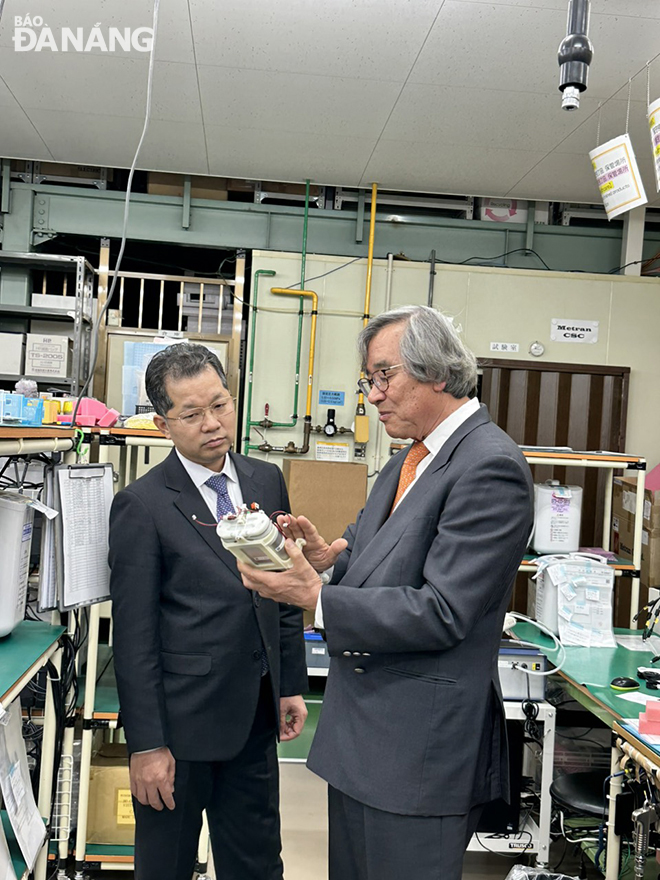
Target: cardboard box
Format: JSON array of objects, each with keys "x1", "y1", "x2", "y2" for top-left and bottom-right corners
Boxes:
[
  {"x1": 260, "y1": 181, "x2": 323, "y2": 197},
  {"x1": 282, "y1": 459, "x2": 368, "y2": 625},
  {"x1": 226, "y1": 178, "x2": 256, "y2": 192},
  {"x1": 25, "y1": 333, "x2": 72, "y2": 378},
  {"x1": 34, "y1": 162, "x2": 112, "y2": 182},
  {"x1": 612, "y1": 511, "x2": 660, "y2": 590},
  {"x1": 31, "y1": 294, "x2": 96, "y2": 321},
  {"x1": 612, "y1": 470, "x2": 660, "y2": 591},
  {"x1": 87, "y1": 743, "x2": 135, "y2": 846},
  {"x1": 147, "y1": 172, "x2": 228, "y2": 201},
  {"x1": 282, "y1": 460, "x2": 367, "y2": 544},
  {"x1": 0, "y1": 332, "x2": 25, "y2": 375},
  {"x1": 614, "y1": 578, "x2": 649, "y2": 630},
  {"x1": 613, "y1": 473, "x2": 660, "y2": 532}
]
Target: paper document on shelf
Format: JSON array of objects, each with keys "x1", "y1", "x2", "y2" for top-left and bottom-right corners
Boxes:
[
  {"x1": 56, "y1": 464, "x2": 114, "y2": 610},
  {"x1": 617, "y1": 692, "x2": 660, "y2": 706},
  {"x1": 547, "y1": 559, "x2": 617, "y2": 647},
  {"x1": 616, "y1": 635, "x2": 660, "y2": 654},
  {"x1": 38, "y1": 469, "x2": 59, "y2": 612},
  {"x1": 0, "y1": 702, "x2": 45, "y2": 872},
  {"x1": 623, "y1": 717, "x2": 660, "y2": 746},
  {"x1": 0, "y1": 818, "x2": 17, "y2": 880}
]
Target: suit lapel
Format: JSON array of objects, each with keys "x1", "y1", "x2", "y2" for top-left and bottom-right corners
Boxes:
[
  {"x1": 342, "y1": 404, "x2": 492, "y2": 586},
  {"x1": 230, "y1": 452, "x2": 262, "y2": 509},
  {"x1": 164, "y1": 450, "x2": 239, "y2": 579},
  {"x1": 348, "y1": 449, "x2": 406, "y2": 552}
]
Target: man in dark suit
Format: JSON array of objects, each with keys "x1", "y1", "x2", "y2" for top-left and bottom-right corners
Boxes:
[
  {"x1": 108, "y1": 343, "x2": 308, "y2": 880},
  {"x1": 239, "y1": 305, "x2": 534, "y2": 880}
]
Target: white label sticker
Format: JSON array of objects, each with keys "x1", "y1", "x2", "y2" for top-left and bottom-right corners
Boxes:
[
  {"x1": 315, "y1": 441, "x2": 350, "y2": 463},
  {"x1": 561, "y1": 582, "x2": 577, "y2": 600},
  {"x1": 559, "y1": 605, "x2": 573, "y2": 622},
  {"x1": 551, "y1": 319, "x2": 599, "y2": 344},
  {"x1": 489, "y1": 342, "x2": 520, "y2": 353},
  {"x1": 622, "y1": 490, "x2": 637, "y2": 515}
]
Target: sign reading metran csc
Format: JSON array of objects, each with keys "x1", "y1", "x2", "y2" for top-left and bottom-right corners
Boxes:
[
  {"x1": 550, "y1": 318, "x2": 599, "y2": 344},
  {"x1": 13, "y1": 15, "x2": 154, "y2": 52}
]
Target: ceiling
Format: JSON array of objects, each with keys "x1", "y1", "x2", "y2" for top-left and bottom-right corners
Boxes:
[{"x1": 1, "y1": 0, "x2": 660, "y2": 205}]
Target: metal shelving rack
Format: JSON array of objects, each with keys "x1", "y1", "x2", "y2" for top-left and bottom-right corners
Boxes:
[
  {"x1": 0, "y1": 251, "x2": 95, "y2": 396},
  {"x1": 0, "y1": 618, "x2": 66, "y2": 880},
  {"x1": 468, "y1": 701, "x2": 556, "y2": 866},
  {"x1": 72, "y1": 429, "x2": 212, "y2": 878},
  {"x1": 520, "y1": 450, "x2": 646, "y2": 626}
]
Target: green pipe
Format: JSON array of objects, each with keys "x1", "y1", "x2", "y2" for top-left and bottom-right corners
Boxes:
[
  {"x1": 243, "y1": 181, "x2": 312, "y2": 453},
  {"x1": 243, "y1": 269, "x2": 275, "y2": 455}
]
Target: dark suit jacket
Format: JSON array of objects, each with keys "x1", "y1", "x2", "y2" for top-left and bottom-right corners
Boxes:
[
  {"x1": 307, "y1": 405, "x2": 534, "y2": 816},
  {"x1": 108, "y1": 450, "x2": 307, "y2": 762}
]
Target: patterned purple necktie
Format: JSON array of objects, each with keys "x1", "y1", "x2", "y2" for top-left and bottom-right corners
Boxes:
[
  {"x1": 205, "y1": 473, "x2": 235, "y2": 521},
  {"x1": 206, "y1": 473, "x2": 268, "y2": 675}
]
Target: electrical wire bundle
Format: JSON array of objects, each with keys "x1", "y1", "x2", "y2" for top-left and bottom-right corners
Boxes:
[{"x1": 635, "y1": 594, "x2": 660, "y2": 642}]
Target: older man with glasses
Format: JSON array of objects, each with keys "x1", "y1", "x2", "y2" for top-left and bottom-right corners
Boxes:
[
  {"x1": 108, "y1": 342, "x2": 308, "y2": 880},
  {"x1": 239, "y1": 305, "x2": 534, "y2": 880}
]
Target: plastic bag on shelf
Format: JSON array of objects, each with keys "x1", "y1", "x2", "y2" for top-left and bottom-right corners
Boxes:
[{"x1": 504, "y1": 866, "x2": 579, "y2": 880}]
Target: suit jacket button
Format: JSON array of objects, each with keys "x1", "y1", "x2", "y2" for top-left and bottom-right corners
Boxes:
[
  {"x1": 353, "y1": 652, "x2": 361, "y2": 656},
  {"x1": 363, "y1": 652, "x2": 371, "y2": 657},
  {"x1": 343, "y1": 651, "x2": 351, "y2": 657},
  {"x1": 253, "y1": 650, "x2": 261, "y2": 661},
  {"x1": 354, "y1": 667, "x2": 365, "y2": 674}
]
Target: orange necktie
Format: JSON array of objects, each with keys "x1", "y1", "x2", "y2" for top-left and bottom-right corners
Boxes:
[{"x1": 390, "y1": 441, "x2": 429, "y2": 514}]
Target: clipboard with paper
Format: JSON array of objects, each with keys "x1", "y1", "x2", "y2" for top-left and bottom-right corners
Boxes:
[{"x1": 55, "y1": 463, "x2": 114, "y2": 611}]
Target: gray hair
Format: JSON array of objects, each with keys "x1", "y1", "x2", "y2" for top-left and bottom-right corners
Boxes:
[
  {"x1": 145, "y1": 343, "x2": 228, "y2": 416},
  {"x1": 357, "y1": 305, "x2": 478, "y2": 399}
]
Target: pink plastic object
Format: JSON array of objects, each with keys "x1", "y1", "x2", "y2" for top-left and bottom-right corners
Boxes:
[
  {"x1": 74, "y1": 415, "x2": 97, "y2": 427},
  {"x1": 646, "y1": 701, "x2": 660, "y2": 722},
  {"x1": 97, "y1": 408, "x2": 120, "y2": 428},
  {"x1": 77, "y1": 397, "x2": 107, "y2": 419},
  {"x1": 638, "y1": 711, "x2": 660, "y2": 735}
]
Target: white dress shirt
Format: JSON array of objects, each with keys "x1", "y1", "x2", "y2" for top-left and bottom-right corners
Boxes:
[
  {"x1": 315, "y1": 397, "x2": 481, "y2": 628},
  {"x1": 175, "y1": 449, "x2": 244, "y2": 517},
  {"x1": 391, "y1": 396, "x2": 480, "y2": 511}
]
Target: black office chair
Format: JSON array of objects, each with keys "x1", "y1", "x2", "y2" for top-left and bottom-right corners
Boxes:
[
  {"x1": 551, "y1": 771, "x2": 612, "y2": 877},
  {"x1": 550, "y1": 771, "x2": 610, "y2": 822}
]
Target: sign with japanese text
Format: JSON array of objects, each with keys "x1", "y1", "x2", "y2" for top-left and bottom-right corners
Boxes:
[
  {"x1": 589, "y1": 134, "x2": 647, "y2": 220},
  {"x1": 649, "y1": 98, "x2": 660, "y2": 191},
  {"x1": 489, "y1": 342, "x2": 520, "y2": 353}
]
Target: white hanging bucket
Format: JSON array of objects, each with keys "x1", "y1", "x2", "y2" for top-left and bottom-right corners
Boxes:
[{"x1": 531, "y1": 481, "x2": 583, "y2": 555}]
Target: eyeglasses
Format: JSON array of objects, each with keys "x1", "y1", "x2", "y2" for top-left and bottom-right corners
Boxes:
[
  {"x1": 357, "y1": 364, "x2": 404, "y2": 396},
  {"x1": 167, "y1": 397, "x2": 235, "y2": 428}
]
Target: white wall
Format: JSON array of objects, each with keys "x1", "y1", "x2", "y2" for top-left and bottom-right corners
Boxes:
[{"x1": 245, "y1": 251, "x2": 660, "y2": 478}]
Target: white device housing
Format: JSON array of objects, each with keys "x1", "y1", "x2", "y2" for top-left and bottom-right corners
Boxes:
[
  {"x1": 0, "y1": 492, "x2": 35, "y2": 637},
  {"x1": 532, "y1": 481, "x2": 583, "y2": 554},
  {"x1": 217, "y1": 508, "x2": 293, "y2": 571},
  {"x1": 533, "y1": 556, "x2": 615, "y2": 646}
]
